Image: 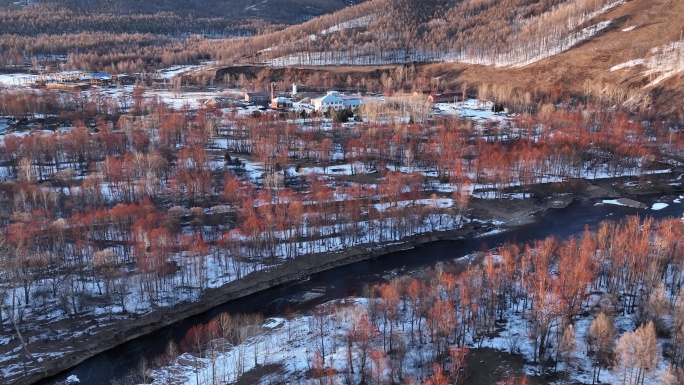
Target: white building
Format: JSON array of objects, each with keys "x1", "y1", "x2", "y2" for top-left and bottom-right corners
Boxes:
[{"x1": 312, "y1": 91, "x2": 361, "y2": 112}]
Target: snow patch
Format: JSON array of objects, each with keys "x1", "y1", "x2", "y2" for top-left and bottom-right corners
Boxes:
[
  {"x1": 0, "y1": 73, "x2": 39, "y2": 87},
  {"x1": 263, "y1": 318, "x2": 285, "y2": 329},
  {"x1": 651, "y1": 202, "x2": 668, "y2": 210},
  {"x1": 610, "y1": 59, "x2": 644, "y2": 71},
  {"x1": 320, "y1": 14, "x2": 377, "y2": 35},
  {"x1": 244, "y1": 0, "x2": 268, "y2": 11},
  {"x1": 157, "y1": 64, "x2": 207, "y2": 79},
  {"x1": 643, "y1": 40, "x2": 684, "y2": 87},
  {"x1": 601, "y1": 199, "x2": 626, "y2": 207}
]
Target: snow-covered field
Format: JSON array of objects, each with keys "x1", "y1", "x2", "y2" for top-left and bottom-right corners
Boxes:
[
  {"x1": 0, "y1": 73, "x2": 40, "y2": 87},
  {"x1": 433, "y1": 99, "x2": 510, "y2": 125},
  {"x1": 157, "y1": 64, "x2": 209, "y2": 79}
]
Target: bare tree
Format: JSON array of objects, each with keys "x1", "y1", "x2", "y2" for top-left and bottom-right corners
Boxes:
[
  {"x1": 556, "y1": 324, "x2": 577, "y2": 383},
  {"x1": 587, "y1": 312, "x2": 615, "y2": 384},
  {"x1": 615, "y1": 321, "x2": 658, "y2": 385}
]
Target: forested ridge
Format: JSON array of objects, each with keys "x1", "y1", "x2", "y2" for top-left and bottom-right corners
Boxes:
[
  {"x1": 1, "y1": 0, "x2": 365, "y2": 32},
  {"x1": 0, "y1": 0, "x2": 362, "y2": 70},
  {"x1": 220, "y1": 0, "x2": 623, "y2": 66},
  {"x1": 31, "y1": 0, "x2": 364, "y2": 21}
]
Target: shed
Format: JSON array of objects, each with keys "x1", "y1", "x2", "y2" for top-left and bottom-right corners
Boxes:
[{"x1": 271, "y1": 97, "x2": 293, "y2": 109}]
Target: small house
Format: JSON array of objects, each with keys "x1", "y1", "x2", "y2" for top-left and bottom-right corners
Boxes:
[
  {"x1": 271, "y1": 97, "x2": 293, "y2": 109},
  {"x1": 244, "y1": 92, "x2": 272, "y2": 103},
  {"x1": 204, "y1": 97, "x2": 234, "y2": 109},
  {"x1": 427, "y1": 92, "x2": 463, "y2": 104}
]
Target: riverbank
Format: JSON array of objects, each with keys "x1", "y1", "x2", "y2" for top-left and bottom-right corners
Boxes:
[
  {"x1": 26, "y1": 174, "x2": 684, "y2": 385},
  {"x1": 25, "y1": 231, "x2": 481, "y2": 385},
  {"x1": 24, "y1": 206, "x2": 544, "y2": 385}
]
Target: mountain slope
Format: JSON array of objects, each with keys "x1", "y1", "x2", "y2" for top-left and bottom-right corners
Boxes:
[
  {"x1": 420, "y1": 0, "x2": 684, "y2": 114},
  {"x1": 33, "y1": 0, "x2": 365, "y2": 24},
  {"x1": 0, "y1": 0, "x2": 367, "y2": 36},
  {"x1": 215, "y1": 0, "x2": 683, "y2": 116},
  {"x1": 223, "y1": 0, "x2": 628, "y2": 65}
]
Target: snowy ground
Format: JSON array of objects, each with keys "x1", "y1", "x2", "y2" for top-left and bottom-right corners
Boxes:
[
  {"x1": 610, "y1": 59, "x2": 645, "y2": 72},
  {"x1": 143, "y1": 291, "x2": 675, "y2": 385},
  {"x1": 157, "y1": 64, "x2": 211, "y2": 79},
  {"x1": 480, "y1": 293, "x2": 674, "y2": 385},
  {"x1": 433, "y1": 99, "x2": 511, "y2": 126},
  {"x1": 0, "y1": 73, "x2": 40, "y2": 87},
  {"x1": 610, "y1": 38, "x2": 684, "y2": 87},
  {"x1": 320, "y1": 14, "x2": 378, "y2": 35},
  {"x1": 97, "y1": 85, "x2": 236, "y2": 110}
]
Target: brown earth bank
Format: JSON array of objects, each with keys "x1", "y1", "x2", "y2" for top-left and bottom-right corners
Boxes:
[{"x1": 18, "y1": 173, "x2": 682, "y2": 385}]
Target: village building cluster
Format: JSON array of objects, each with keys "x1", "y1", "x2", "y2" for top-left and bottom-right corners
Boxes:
[
  {"x1": 238, "y1": 82, "x2": 471, "y2": 115},
  {"x1": 242, "y1": 83, "x2": 364, "y2": 112}
]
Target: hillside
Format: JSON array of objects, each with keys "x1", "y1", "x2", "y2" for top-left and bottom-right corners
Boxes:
[
  {"x1": 212, "y1": 0, "x2": 683, "y2": 117},
  {"x1": 35, "y1": 0, "x2": 359, "y2": 18},
  {"x1": 0, "y1": 0, "x2": 365, "y2": 72},
  {"x1": 0, "y1": 0, "x2": 363, "y2": 36},
  {"x1": 418, "y1": 0, "x2": 684, "y2": 114},
  {"x1": 218, "y1": 0, "x2": 632, "y2": 65}
]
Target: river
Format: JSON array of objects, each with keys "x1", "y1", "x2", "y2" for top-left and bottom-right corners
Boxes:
[{"x1": 38, "y1": 195, "x2": 683, "y2": 385}]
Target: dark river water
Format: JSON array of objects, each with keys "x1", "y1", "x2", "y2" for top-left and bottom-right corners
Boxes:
[{"x1": 38, "y1": 195, "x2": 684, "y2": 385}]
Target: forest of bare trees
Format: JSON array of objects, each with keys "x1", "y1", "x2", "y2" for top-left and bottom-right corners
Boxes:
[
  {"x1": 219, "y1": 0, "x2": 623, "y2": 68},
  {"x1": 0, "y1": 77, "x2": 681, "y2": 384},
  {"x1": 0, "y1": 0, "x2": 631, "y2": 74},
  {"x1": 139, "y1": 215, "x2": 684, "y2": 384},
  {"x1": 0, "y1": 0, "x2": 358, "y2": 72},
  {"x1": 0, "y1": 0, "x2": 681, "y2": 383},
  {"x1": 0, "y1": 58, "x2": 681, "y2": 385}
]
